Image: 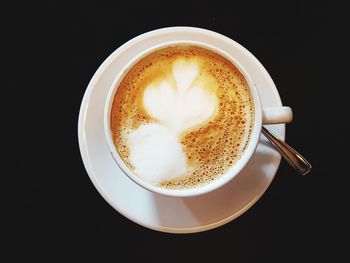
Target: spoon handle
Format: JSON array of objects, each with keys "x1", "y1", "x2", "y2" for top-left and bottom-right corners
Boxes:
[{"x1": 261, "y1": 127, "x2": 312, "y2": 175}]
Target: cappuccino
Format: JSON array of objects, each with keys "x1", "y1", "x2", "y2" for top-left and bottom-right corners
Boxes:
[{"x1": 110, "y1": 45, "x2": 254, "y2": 189}]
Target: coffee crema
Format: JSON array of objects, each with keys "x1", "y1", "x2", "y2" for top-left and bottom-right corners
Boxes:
[{"x1": 110, "y1": 45, "x2": 254, "y2": 189}]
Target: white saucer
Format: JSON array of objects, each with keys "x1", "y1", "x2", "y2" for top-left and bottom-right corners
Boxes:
[{"x1": 78, "y1": 27, "x2": 285, "y2": 233}]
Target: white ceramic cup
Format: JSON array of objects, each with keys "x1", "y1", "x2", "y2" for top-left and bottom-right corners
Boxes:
[{"x1": 104, "y1": 39, "x2": 292, "y2": 197}]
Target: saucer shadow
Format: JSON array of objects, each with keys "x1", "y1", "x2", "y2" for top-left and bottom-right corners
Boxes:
[{"x1": 151, "y1": 147, "x2": 279, "y2": 230}]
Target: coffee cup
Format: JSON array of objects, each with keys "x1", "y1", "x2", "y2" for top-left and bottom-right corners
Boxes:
[{"x1": 104, "y1": 37, "x2": 292, "y2": 197}]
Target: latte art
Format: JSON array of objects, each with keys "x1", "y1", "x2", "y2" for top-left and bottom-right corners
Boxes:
[
  {"x1": 128, "y1": 59, "x2": 218, "y2": 184},
  {"x1": 143, "y1": 59, "x2": 218, "y2": 135},
  {"x1": 128, "y1": 123, "x2": 186, "y2": 183},
  {"x1": 110, "y1": 45, "x2": 254, "y2": 189}
]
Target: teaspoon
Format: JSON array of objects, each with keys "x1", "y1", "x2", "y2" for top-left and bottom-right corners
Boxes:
[{"x1": 261, "y1": 127, "x2": 312, "y2": 175}]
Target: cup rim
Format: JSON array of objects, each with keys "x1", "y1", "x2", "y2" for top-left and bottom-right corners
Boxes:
[{"x1": 104, "y1": 40, "x2": 262, "y2": 197}]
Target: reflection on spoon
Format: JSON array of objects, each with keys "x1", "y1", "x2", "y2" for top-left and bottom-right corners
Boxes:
[{"x1": 261, "y1": 127, "x2": 312, "y2": 175}]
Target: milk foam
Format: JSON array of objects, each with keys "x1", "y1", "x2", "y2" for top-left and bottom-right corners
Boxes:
[
  {"x1": 143, "y1": 59, "x2": 217, "y2": 135},
  {"x1": 127, "y1": 123, "x2": 186, "y2": 184},
  {"x1": 128, "y1": 59, "x2": 218, "y2": 184}
]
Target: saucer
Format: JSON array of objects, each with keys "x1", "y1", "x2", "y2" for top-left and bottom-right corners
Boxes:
[{"x1": 78, "y1": 27, "x2": 285, "y2": 233}]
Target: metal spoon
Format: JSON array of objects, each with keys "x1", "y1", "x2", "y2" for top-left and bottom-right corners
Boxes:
[{"x1": 261, "y1": 127, "x2": 312, "y2": 175}]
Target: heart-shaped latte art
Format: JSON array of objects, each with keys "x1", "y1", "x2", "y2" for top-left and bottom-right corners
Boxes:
[
  {"x1": 143, "y1": 59, "x2": 218, "y2": 135},
  {"x1": 127, "y1": 59, "x2": 218, "y2": 184}
]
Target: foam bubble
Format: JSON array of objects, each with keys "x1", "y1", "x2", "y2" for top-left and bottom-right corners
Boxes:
[{"x1": 127, "y1": 123, "x2": 186, "y2": 184}]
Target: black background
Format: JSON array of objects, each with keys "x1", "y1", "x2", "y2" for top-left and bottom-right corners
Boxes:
[{"x1": 3, "y1": 0, "x2": 348, "y2": 262}]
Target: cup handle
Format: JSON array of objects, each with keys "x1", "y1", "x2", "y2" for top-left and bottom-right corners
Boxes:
[{"x1": 262, "y1": 106, "x2": 293, "y2": 124}]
